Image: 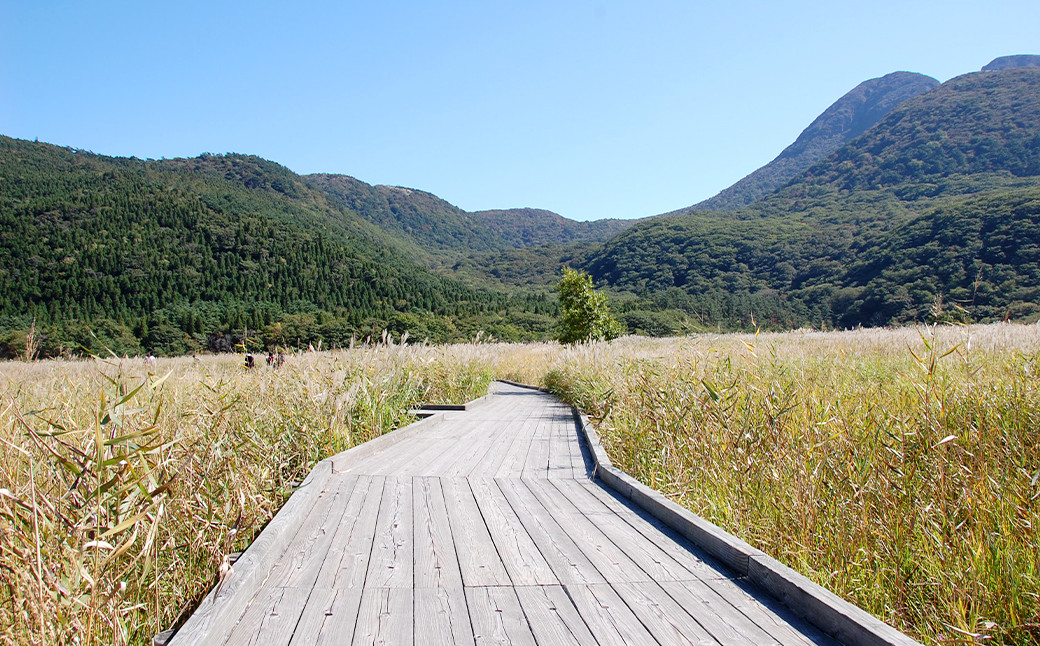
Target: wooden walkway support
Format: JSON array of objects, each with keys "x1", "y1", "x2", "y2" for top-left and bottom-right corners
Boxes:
[{"x1": 166, "y1": 381, "x2": 919, "y2": 645}]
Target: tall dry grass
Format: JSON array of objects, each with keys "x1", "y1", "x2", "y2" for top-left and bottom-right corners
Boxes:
[
  {"x1": 541, "y1": 324, "x2": 1040, "y2": 645},
  {"x1": 0, "y1": 342, "x2": 494, "y2": 645},
  {"x1": 3, "y1": 325, "x2": 1038, "y2": 645}
]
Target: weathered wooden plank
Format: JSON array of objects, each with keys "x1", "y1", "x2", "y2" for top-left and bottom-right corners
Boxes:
[
  {"x1": 437, "y1": 424, "x2": 501, "y2": 477},
  {"x1": 268, "y1": 475, "x2": 360, "y2": 590},
  {"x1": 350, "y1": 429, "x2": 460, "y2": 476},
  {"x1": 612, "y1": 580, "x2": 721, "y2": 646},
  {"x1": 465, "y1": 586, "x2": 536, "y2": 646},
  {"x1": 521, "y1": 478, "x2": 651, "y2": 584},
  {"x1": 352, "y1": 587, "x2": 413, "y2": 646},
  {"x1": 313, "y1": 476, "x2": 385, "y2": 590},
  {"x1": 440, "y1": 478, "x2": 511, "y2": 587},
  {"x1": 365, "y1": 476, "x2": 413, "y2": 589},
  {"x1": 393, "y1": 419, "x2": 480, "y2": 476},
  {"x1": 514, "y1": 585, "x2": 596, "y2": 646},
  {"x1": 521, "y1": 417, "x2": 551, "y2": 479},
  {"x1": 493, "y1": 418, "x2": 539, "y2": 479},
  {"x1": 700, "y1": 577, "x2": 837, "y2": 646},
  {"x1": 287, "y1": 587, "x2": 363, "y2": 646},
  {"x1": 549, "y1": 478, "x2": 702, "y2": 582},
  {"x1": 469, "y1": 419, "x2": 527, "y2": 478},
  {"x1": 570, "y1": 479, "x2": 735, "y2": 581},
  {"x1": 495, "y1": 478, "x2": 605, "y2": 585},
  {"x1": 468, "y1": 478, "x2": 558, "y2": 586},
  {"x1": 660, "y1": 579, "x2": 786, "y2": 645},
  {"x1": 223, "y1": 587, "x2": 310, "y2": 646},
  {"x1": 545, "y1": 410, "x2": 576, "y2": 479},
  {"x1": 169, "y1": 461, "x2": 335, "y2": 646},
  {"x1": 332, "y1": 415, "x2": 443, "y2": 474},
  {"x1": 413, "y1": 477, "x2": 464, "y2": 589},
  {"x1": 563, "y1": 583, "x2": 658, "y2": 646},
  {"x1": 414, "y1": 586, "x2": 474, "y2": 646}
]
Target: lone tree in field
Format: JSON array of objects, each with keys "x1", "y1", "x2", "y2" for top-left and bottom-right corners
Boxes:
[{"x1": 556, "y1": 267, "x2": 624, "y2": 344}]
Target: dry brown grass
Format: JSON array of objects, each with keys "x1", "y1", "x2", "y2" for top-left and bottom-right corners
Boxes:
[
  {"x1": 3, "y1": 324, "x2": 1038, "y2": 645},
  {"x1": 0, "y1": 343, "x2": 494, "y2": 645},
  {"x1": 542, "y1": 324, "x2": 1040, "y2": 645}
]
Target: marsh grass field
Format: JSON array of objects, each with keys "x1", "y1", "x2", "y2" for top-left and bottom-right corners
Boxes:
[{"x1": 1, "y1": 324, "x2": 1039, "y2": 644}]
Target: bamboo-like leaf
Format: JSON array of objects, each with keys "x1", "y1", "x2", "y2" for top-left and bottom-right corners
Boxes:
[
  {"x1": 104, "y1": 426, "x2": 159, "y2": 446},
  {"x1": 932, "y1": 435, "x2": 959, "y2": 448},
  {"x1": 101, "y1": 509, "x2": 151, "y2": 538},
  {"x1": 149, "y1": 370, "x2": 173, "y2": 391}
]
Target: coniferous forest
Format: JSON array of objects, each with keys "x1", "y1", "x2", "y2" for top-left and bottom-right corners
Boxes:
[
  {"x1": 3, "y1": 65, "x2": 1040, "y2": 357},
  {"x1": 0, "y1": 137, "x2": 557, "y2": 357}
]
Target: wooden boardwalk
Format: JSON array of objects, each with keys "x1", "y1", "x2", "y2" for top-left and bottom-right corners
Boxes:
[{"x1": 169, "y1": 382, "x2": 843, "y2": 645}]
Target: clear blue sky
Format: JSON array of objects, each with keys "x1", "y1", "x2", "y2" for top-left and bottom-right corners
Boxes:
[{"x1": 2, "y1": 1, "x2": 1037, "y2": 221}]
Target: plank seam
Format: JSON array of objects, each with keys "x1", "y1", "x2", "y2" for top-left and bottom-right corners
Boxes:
[{"x1": 163, "y1": 386, "x2": 490, "y2": 644}]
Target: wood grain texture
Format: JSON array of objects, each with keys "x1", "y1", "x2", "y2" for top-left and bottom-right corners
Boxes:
[
  {"x1": 169, "y1": 382, "x2": 871, "y2": 646},
  {"x1": 440, "y1": 477, "x2": 511, "y2": 587},
  {"x1": 413, "y1": 477, "x2": 464, "y2": 590},
  {"x1": 465, "y1": 586, "x2": 536, "y2": 646},
  {"x1": 469, "y1": 478, "x2": 558, "y2": 586},
  {"x1": 514, "y1": 585, "x2": 596, "y2": 646},
  {"x1": 314, "y1": 475, "x2": 385, "y2": 591},
  {"x1": 223, "y1": 587, "x2": 310, "y2": 646},
  {"x1": 352, "y1": 587, "x2": 413, "y2": 646},
  {"x1": 365, "y1": 476, "x2": 413, "y2": 589},
  {"x1": 496, "y1": 477, "x2": 605, "y2": 586},
  {"x1": 414, "y1": 586, "x2": 473, "y2": 646},
  {"x1": 287, "y1": 588, "x2": 363, "y2": 646},
  {"x1": 169, "y1": 461, "x2": 335, "y2": 646},
  {"x1": 563, "y1": 583, "x2": 658, "y2": 646}
]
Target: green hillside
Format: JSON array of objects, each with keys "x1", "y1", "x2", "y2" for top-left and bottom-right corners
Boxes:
[
  {"x1": 0, "y1": 137, "x2": 556, "y2": 357},
  {"x1": 306, "y1": 173, "x2": 632, "y2": 258},
  {"x1": 4, "y1": 62, "x2": 1039, "y2": 352},
  {"x1": 584, "y1": 67, "x2": 1040, "y2": 329}
]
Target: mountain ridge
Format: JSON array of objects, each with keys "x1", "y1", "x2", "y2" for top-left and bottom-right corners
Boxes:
[
  {"x1": 582, "y1": 66, "x2": 1040, "y2": 328},
  {"x1": 305, "y1": 173, "x2": 633, "y2": 259},
  {"x1": 3, "y1": 56, "x2": 1039, "y2": 353},
  {"x1": 0, "y1": 136, "x2": 559, "y2": 356},
  {"x1": 666, "y1": 71, "x2": 940, "y2": 214}
]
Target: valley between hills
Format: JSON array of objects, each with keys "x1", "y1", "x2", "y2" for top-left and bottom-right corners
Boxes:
[
  {"x1": 2, "y1": 55, "x2": 1039, "y2": 356},
  {"x1": 3, "y1": 55, "x2": 1040, "y2": 646}
]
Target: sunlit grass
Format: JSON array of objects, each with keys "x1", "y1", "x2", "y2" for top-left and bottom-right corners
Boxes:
[
  {"x1": 541, "y1": 324, "x2": 1040, "y2": 645},
  {"x1": 0, "y1": 342, "x2": 494, "y2": 645},
  {"x1": 3, "y1": 324, "x2": 1038, "y2": 645}
]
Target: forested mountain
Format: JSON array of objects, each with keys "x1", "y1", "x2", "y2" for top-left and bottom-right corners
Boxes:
[
  {"x1": 584, "y1": 66, "x2": 1040, "y2": 329},
  {"x1": 0, "y1": 137, "x2": 557, "y2": 357},
  {"x1": 305, "y1": 173, "x2": 632, "y2": 259},
  {"x1": 670, "y1": 71, "x2": 940, "y2": 213},
  {"x1": 3, "y1": 57, "x2": 1039, "y2": 354},
  {"x1": 471, "y1": 208, "x2": 633, "y2": 247}
]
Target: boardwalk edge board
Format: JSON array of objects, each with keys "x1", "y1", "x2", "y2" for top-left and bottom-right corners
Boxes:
[
  {"x1": 166, "y1": 460, "x2": 336, "y2": 645},
  {"x1": 570, "y1": 408, "x2": 924, "y2": 646},
  {"x1": 161, "y1": 398, "x2": 468, "y2": 645}
]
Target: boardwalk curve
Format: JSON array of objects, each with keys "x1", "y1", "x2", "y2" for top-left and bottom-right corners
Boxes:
[{"x1": 165, "y1": 381, "x2": 918, "y2": 645}]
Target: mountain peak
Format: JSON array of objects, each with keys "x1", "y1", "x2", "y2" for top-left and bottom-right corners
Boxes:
[
  {"x1": 674, "y1": 71, "x2": 939, "y2": 213},
  {"x1": 982, "y1": 55, "x2": 1040, "y2": 72}
]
